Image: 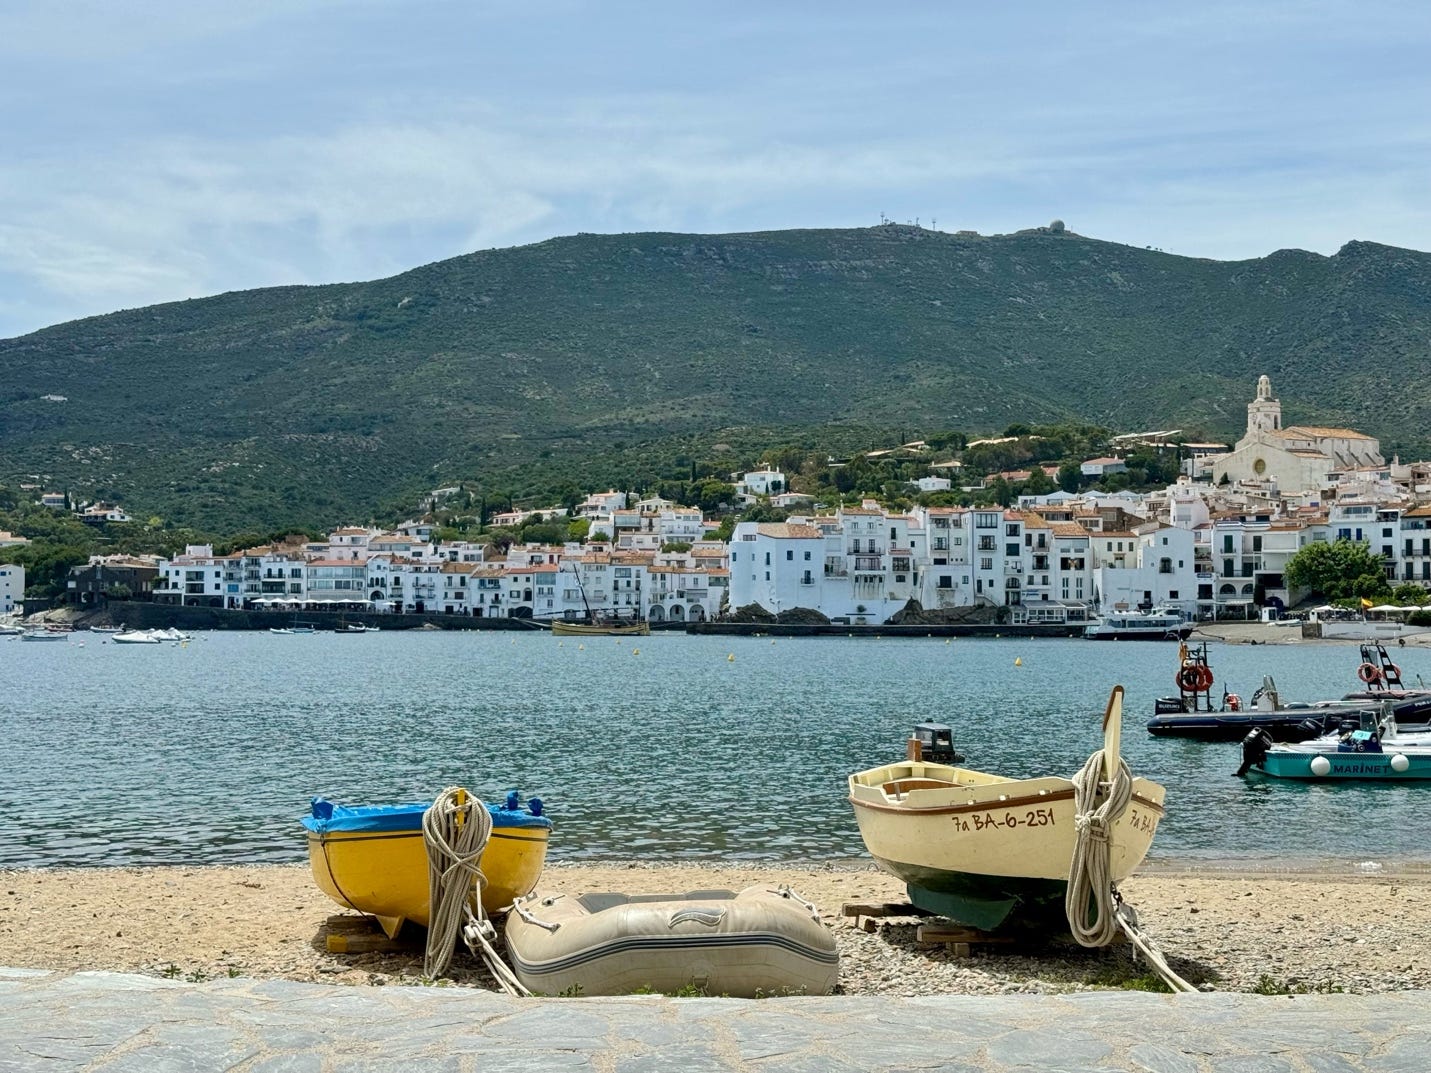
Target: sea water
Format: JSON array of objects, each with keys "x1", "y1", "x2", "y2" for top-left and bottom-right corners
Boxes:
[{"x1": 1, "y1": 630, "x2": 1425, "y2": 868}]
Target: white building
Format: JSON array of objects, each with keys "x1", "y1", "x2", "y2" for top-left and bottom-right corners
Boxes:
[
  {"x1": 1094, "y1": 525, "x2": 1200, "y2": 618},
  {"x1": 0, "y1": 562, "x2": 24, "y2": 613},
  {"x1": 735, "y1": 468, "x2": 786, "y2": 501}
]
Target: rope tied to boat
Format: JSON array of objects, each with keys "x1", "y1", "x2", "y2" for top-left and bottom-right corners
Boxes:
[
  {"x1": 422, "y1": 786, "x2": 491, "y2": 979},
  {"x1": 1065, "y1": 749, "x2": 1197, "y2": 993},
  {"x1": 1065, "y1": 747, "x2": 1133, "y2": 949}
]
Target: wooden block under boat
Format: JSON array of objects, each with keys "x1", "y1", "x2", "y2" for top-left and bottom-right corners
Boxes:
[
  {"x1": 325, "y1": 931, "x2": 411, "y2": 954},
  {"x1": 916, "y1": 923, "x2": 1015, "y2": 947},
  {"x1": 324, "y1": 914, "x2": 379, "y2": 933}
]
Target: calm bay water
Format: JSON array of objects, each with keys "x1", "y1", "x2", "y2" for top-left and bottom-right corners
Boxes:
[{"x1": 2, "y1": 629, "x2": 1427, "y2": 869}]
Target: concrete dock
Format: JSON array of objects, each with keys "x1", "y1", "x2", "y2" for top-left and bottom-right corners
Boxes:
[{"x1": 2, "y1": 967, "x2": 1423, "y2": 1072}]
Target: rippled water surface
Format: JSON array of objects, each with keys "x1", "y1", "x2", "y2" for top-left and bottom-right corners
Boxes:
[{"x1": 2, "y1": 630, "x2": 1427, "y2": 868}]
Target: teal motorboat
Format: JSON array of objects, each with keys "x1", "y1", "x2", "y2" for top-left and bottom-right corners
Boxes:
[{"x1": 1237, "y1": 704, "x2": 1431, "y2": 781}]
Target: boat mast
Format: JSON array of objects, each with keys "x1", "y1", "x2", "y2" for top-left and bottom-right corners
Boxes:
[{"x1": 568, "y1": 562, "x2": 596, "y2": 622}]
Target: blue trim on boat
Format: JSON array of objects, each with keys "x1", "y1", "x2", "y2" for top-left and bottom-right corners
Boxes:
[{"x1": 300, "y1": 797, "x2": 552, "y2": 834}]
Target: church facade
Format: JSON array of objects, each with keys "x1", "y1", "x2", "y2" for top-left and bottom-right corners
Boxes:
[{"x1": 1210, "y1": 376, "x2": 1383, "y2": 492}]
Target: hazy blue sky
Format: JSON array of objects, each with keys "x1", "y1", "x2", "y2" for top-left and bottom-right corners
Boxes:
[{"x1": 2, "y1": 1, "x2": 1428, "y2": 338}]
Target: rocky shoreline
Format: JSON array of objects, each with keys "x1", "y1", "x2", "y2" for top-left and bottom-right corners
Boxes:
[{"x1": 5, "y1": 860, "x2": 1430, "y2": 997}]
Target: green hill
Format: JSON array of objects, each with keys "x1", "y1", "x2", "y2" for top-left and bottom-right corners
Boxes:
[{"x1": 3, "y1": 224, "x2": 1430, "y2": 530}]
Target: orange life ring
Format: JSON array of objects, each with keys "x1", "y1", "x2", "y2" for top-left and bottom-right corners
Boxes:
[
  {"x1": 1358, "y1": 662, "x2": 1382, "y2": 684},
  {"x1": 1226, "y1": 694, "x2": 1242, "y2": 712},
  {"x1": 1389, "y1": 663, "x2": 1402, "y2": 680},
  {"x1": 1194, "y1": 665, "x2": 1215, "y2": 692},
  {"x1": 1176, "y1": 666, "x2": 1202, "y2": 691}
]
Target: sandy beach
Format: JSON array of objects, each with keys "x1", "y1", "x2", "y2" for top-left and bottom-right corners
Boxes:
[{"x1": 4, "y1": 859, "x2": 1430, "y2": 996}]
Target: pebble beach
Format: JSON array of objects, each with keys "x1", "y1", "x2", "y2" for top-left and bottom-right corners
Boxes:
[{"x1": 5, "y1": 859, "x2": 1431, "y2": 997}]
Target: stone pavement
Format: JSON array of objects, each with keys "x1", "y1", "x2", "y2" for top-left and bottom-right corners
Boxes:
[{"x1": 1, "y1": 967, "x2": 1425, "y2": 1072}]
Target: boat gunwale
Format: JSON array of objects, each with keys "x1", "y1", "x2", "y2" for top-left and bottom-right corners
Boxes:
[
  {"x1": 305, "y1": 826, "x2": 552, "y2": 846},
  {"x1": 847, "y1": 785, "x2": 1166, "y2": 817}
]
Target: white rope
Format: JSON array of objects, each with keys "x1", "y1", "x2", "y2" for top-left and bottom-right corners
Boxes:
[
  {"x1": 1065, "y1": 748, "x2": 1133, "y2": 948},
  {"x1": 422, "y1": 787, "x2": 493, "y2": 979},
  {"x1": 1065, "y1": 751, "x2": 1199, "y2": 993},
  {"x1": 1114, "y1": 902, "x2": 1198, "y2": 993},
  {"x1": 462, "y1": 904, "x2": 532, "y2": 996}
]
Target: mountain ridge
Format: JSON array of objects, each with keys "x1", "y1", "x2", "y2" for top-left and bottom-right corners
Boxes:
[{"x1": 3, "y1": 225, "x2": 1429, "y2": 530}]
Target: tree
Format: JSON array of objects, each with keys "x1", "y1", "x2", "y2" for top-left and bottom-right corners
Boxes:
[
  {"x1": 1022, "y1": 467, "x2": 1055, "y2": 495},
  {"x1": 1392, "y1": 582, "x2": 1430, "y2": 606},
  {"x1": 1284, "y1": 539, "x2": 1391, "y2": 601},
  {"x1": 1056, "y1": 461, "x2": 1081, "y2": 493}
]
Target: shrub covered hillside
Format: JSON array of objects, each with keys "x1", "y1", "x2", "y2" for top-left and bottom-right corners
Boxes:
[{"x1": 3, "y1": 224, "x2": 1430, "y2": 530}]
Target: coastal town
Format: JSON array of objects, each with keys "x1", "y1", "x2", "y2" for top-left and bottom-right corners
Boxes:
[{"x1": 6, "y1": 376, "x2": 1431, "y2": 630}]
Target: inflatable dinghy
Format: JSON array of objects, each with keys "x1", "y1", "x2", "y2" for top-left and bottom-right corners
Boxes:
[{"x1": 504, "y1": 885, "x2": 838, "y2": 997}]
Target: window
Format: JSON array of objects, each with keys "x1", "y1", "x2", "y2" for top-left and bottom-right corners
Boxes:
[
  {"x1": 786, "y1": 550, "x2": 793, "y2": 561},
  {"x1": 764, "y1": 552, "x2": 771, "y2": 565},
  {"x1": 1169, "y1": 590, "x2": 1179, "y2": 599},
  {"x1": 938, "y1": 576, "x2": 952, "y2": 589},
  {"x1": 1006, "y1": 543, "x2": 1020, "y2": 557},
  {"x1": 803, "y1": 551, "x2": 811, "y2": 561},
  {"x1": 980, "y1": 558, "x2": 993, "y2": 570}
]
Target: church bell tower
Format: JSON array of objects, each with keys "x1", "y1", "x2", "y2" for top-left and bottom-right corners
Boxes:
[{"x1": 1247, "y1": 374, "x2": 1281, "y2": 436}]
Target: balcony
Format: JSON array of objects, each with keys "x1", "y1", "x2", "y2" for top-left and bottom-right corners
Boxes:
[{"x1": 854, "y1": 556, "x2": 883, "y2": 572}]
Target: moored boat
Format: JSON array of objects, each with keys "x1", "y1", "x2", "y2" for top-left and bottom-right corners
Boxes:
[
  {"x1": 504, "y1": 886, "x2": 839, "y2": 997},
  {"x1": 1237, "y1": 705, "x2": 1431, "y2": 781},
  {"x1": 1084, "y1": 609, "x2": 1192, "y2": 641},
  {"x1": 551, "y1": 619, "x2": 651, "y2": 637},
  {"x1": 301, "y1": 791, "x2": 552, "y2": 938},
  {"x1": 1152, "y1": 644, "x2": 1431, "y2": 742},
  {"x1": 112, "y1": 629, "x2": 162, "y2": 644},
  {"x1": 848, "y1": 686, "x2": 1166, "y2": 932},
  {"x1": 19, "y1": 628, "x2": 69, "y2": 642}
]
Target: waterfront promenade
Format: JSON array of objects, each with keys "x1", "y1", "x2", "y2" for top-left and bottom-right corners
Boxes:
[{"x1": 3, "y1": 966, "x2": 1422, "y2": 1072}]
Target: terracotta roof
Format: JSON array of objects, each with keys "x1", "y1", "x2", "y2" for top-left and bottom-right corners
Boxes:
[
  {"x1": 1283, "y1": 426, "x2": 1376, "y2": 440},
  {"x1": 1050, "y1": 522, "x2": 1092, "y2": 538},
  {"x1": 756, "y1": 523, "x2": 824, "y2": 539}
]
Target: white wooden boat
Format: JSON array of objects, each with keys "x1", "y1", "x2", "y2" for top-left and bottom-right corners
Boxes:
[
  {"x1": 848, "y1": 686, "x2": 1165, "y2": 931},
  {"x1": 19, "y1": 629, "x2": 69, "y2": 642},
  {"x1": 504, "y1": 886, "x2": 838, "y2": 997}
]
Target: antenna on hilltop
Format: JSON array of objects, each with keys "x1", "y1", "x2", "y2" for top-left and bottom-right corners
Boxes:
[{"x1": 932, "y1": 217, "x2": 937, "y2": 231}]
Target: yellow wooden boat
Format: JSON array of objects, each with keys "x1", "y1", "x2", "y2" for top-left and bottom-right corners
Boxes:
[{"x1": 302, "y1": 791, "x2": 552, "y2": 937}]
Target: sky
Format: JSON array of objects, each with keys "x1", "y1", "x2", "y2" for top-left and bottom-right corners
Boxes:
[{"x1": 2, "y1": 0, "x2": 1429, "y2": 339}]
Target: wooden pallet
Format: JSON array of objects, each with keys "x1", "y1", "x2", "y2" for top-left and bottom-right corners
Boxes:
[{"x1": 840, "y1": 902, "x2": 1015, "y2": 956}]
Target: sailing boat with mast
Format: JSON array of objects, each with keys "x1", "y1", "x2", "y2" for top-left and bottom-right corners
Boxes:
[{"x1": 551, "y1": 562, "x2": 651, "y2": 636}]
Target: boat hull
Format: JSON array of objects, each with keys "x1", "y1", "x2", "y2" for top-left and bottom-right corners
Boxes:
[
  {"x1": 848, "y1": 760, "x2": 1165, "y2": 931},
  {"x1": 1085, "y1": 627, "x2": 1193, "y2": 641},
  {"x1": 505, "y1": 887, "x2": 838, "y2": 997},
  {"x1": 551, "y1": 620, "x2": 651, "y2": 636},
  {"x1": 302, "y1": 800, "x2": 551, "y2": 937},
  {"x1": 1253, "y1": 747, "x2": 1431, "y2": 780}
]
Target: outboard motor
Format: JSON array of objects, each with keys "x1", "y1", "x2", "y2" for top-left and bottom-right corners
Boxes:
[
  {"x1": 1235, "y1": 728, "x2": 1273, "y2": 777},
  {"x1": 1295, "y1": 717, "x2": 1327, "y2": 741},
  {"x1": 911, "y1": 722, "x2": 965, "y2": 764}
]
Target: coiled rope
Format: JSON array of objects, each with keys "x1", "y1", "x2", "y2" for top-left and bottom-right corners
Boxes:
[
  {"x1": 1065, "y1": 747, "x2": 1133, "y2": 948},
  {"x1": 420, "y1": 787, "x2": 532, "y2": 994},
  {"x1": 1065, "y1": 748, "x2": 1196, "y2": 992},
  {"x1": 422, "y1": 787, "x2": 491, "y2": 978}
]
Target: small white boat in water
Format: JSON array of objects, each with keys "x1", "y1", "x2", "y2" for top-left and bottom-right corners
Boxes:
[
  {"x1": 505, "y1": 886, "x2": 839, "y2": 997},
  {"x1": 19, "y1": 629, "x2": 69, "y2": 642},
  {"x1": 112, "y1": 629, "x2": 162, "y2": 644}
]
